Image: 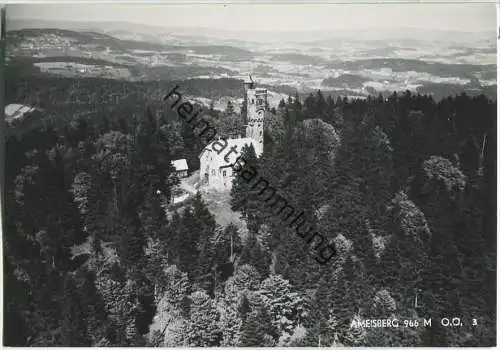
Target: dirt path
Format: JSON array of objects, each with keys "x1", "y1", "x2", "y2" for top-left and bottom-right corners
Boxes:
[{"x1": 171, "y1": 170, "x2": 248, "y2": 236}]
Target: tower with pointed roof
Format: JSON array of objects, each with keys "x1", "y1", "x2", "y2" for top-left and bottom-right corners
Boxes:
[{"x1": 244, "y1": 75, "x2": 266, "y2": 156}]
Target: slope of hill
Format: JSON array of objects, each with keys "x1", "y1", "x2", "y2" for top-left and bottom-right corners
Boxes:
[
  {"x1": 6, "y1": 27, "x2": 497, "y2": 101},
  {"x1": 326, "y1": 58, "x2": 496, "y2": 80},
  {"x1": 7, "y1": 28, "x2": 177, "y2": 53}
]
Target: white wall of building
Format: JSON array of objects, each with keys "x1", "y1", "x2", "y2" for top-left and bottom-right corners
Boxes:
[
  {"x1": 200, "y1": 137, "x2": 260, "y2": 191},
  {"x1": 199, "y1": 78, "x2": 266, "y2": 192}
]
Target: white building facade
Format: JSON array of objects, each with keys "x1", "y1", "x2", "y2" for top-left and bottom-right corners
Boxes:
[{"x1": 199, "y1": 76, "x2": 267, "y2": 191}]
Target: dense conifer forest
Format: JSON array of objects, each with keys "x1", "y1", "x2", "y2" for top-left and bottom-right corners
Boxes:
[{"x1": 3, "y1": 74, "x2": 496, "y2": 346}]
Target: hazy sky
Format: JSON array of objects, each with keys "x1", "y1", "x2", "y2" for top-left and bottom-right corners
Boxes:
[{"x1": 7, "y1": 2, "x2": 496, "y2": 33}]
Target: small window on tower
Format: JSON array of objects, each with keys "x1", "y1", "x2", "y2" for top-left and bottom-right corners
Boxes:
[
  {"x1": 223, "y1": 170, "x2": 227, "y2": 177},
  {"x1": 251, "y1": 99, "x2": 255, "y2": 104},
  {"x1": 260, "y1": 131, "x2": 262, "y2": 136},
  {"x1": 257, "y1": 98, "x2": 263, "y2": 106}
]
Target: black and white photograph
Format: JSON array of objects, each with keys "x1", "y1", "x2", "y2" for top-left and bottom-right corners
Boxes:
[{"x1": 2, "y1": 2, "x2": 497, "y2": 347}]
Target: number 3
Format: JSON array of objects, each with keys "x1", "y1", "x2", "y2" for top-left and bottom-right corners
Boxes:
[{"x1": 472, "y1": 319, "x2": 477, "y2": 326}]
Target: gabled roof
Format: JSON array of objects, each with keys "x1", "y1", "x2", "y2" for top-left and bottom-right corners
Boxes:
[
  {"x1": 199, "y1": 137, "x2": 258, "y2": 169},
  {"x1": 201, "y1": 137, "x2": 257, "y2": 155},
  {"x1": 172, "y1": 159, "x2": 188, "y2": 172},
  {"x1": 5, "y1": 103, "x2": 36, "y2": 121},
  {"x1": 198, "y1": 148, "x2": 212, "y2": 159}
]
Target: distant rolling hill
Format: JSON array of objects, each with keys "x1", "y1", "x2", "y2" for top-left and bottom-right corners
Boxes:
[
  {"x1": 7, "y1": 28, "x2": 179, "y2": 52},
  {"x1": 326, "y1": 58, "x2": 496, "y2": 81},
  {"x1": 5, "y1": 26, "x2": 496, "y2": 102},
  {"x1": 7, "y1": 27, "x2": 257, "y2": 61},
  {"x1": 269, "y1": 53, "x2": 329, "y2": 66},
  {"x1": 322, "y1": 74, "x2": 372, "y2": 88}
]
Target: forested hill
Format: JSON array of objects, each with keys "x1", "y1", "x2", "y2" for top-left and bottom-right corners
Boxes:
[
  {"x1": 4, "y1": 80, "x2": 496, "y2": 345},
  {"x1": 236, "y1": 91, "x2": 496, "y2": 346}
]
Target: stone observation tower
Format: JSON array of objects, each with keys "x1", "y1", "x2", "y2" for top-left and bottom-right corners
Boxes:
[
  {"x1": 244, "y1": 75, "x2": 266, "y2": 157},
  {"x1": 198, "y1": 76, "x2": 266, "y2": 191}
]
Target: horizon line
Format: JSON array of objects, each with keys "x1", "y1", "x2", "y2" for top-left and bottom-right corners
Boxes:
[{"x1": 6, "y1": 18, "x2": 495, "y2": 35}]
